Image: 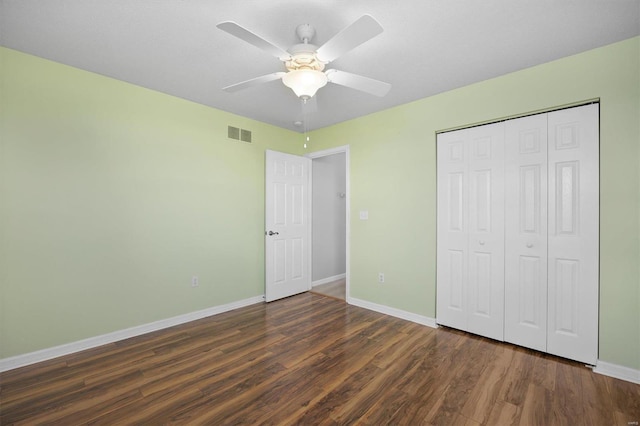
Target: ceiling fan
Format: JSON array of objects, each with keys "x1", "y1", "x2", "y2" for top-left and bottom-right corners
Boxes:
[{"x1": 216, "y1": 15, "x2": 391, "y2": 100}]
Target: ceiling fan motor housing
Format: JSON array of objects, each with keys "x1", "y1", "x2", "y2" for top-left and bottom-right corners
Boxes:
[
  {"x1": 285, "y1": 24, "x2": 326, "y2": 73},
  {"x1": 285, "y1": 43, "x2": 325, "y2": 72}
]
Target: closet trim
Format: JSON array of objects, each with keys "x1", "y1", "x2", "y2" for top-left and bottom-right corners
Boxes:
[{"x1": 436, "y1": 98, "x2": 600, "y2": 135}]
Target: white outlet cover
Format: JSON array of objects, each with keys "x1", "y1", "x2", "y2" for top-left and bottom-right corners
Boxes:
[{"x1": 359, "y1": 210, "x2": 369, "y2": 220}]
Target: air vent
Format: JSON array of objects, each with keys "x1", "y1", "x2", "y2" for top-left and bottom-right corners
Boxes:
[
  {"x1": 228, "y1": 126, "x2": 252, "y2": 143},
  {"x1": 228, "y1": 126, "x2": 240, "y2": 140}
]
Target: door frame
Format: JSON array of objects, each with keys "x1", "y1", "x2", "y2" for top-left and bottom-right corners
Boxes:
[{"x1": 306, "y1": 145, "x2": 351, "y2": 302}]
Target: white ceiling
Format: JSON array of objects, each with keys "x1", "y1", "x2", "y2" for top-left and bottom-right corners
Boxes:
[{"x1": 1, "y1": 1, "x2": 639, "y2": 132}]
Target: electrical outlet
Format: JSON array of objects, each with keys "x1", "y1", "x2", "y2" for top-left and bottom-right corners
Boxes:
[
  {"x1": 191, "y1": 276, "x2": 199, "y2": 287},
  {"x1": 378, "y1": 272, "x2": 385, "y2": 283}
]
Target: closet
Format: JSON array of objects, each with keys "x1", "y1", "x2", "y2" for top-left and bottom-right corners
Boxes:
[{"x1": 436, "y1": 103, "x2": 599, "y2": 365}]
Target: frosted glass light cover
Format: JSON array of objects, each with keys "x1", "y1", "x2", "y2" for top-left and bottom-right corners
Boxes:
[{"x1": 282, "y1": 69, "x2": 328, "y2": 98}]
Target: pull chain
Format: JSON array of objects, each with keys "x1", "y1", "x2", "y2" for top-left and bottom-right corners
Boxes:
[{"x1": 302, "y1": 97, "x2": 309, "y2": 149}]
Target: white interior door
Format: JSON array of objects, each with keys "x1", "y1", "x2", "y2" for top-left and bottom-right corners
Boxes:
[
  {"x1": 504, "y1": 113, "x2": 549, "y2": 352},
  {"x1": 265, "y1": 150, "x2": 311, "y2": 302},
  {"x1": 546, "y1": 104, "x2": 599, "y2": 365}
]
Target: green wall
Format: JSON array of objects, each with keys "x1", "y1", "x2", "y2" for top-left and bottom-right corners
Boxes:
[
  {"x1": 309, "y1": 37, "x2": 640, "y2": 370},
  {"x1": 0, "y1": 47, "x2": 303, "y2": 358}
]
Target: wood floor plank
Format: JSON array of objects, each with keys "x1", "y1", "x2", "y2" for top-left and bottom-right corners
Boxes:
[
  {"x1": 578, "y1": 366, "x2": 616, "y2": 426},
  {"x1": 530, "y1": 352, "x2": 557, "y2": 391},
  {"x1": 159, "y1": 361, "x2": 288, "y2": 424},
  {"x1": 1, "y1": 292, "x2": 639, "y2": 425},
  {"x1": 235, "y1": 354, "x2": 328, "y2": 424},
  {"x1": 426, "y1": 337, "x2": 496, "y2": 425},
  {"x1": 330, "y1": 331, "x2": 430, "y2": 423},
  {"x1": 87, "y1": 384, "x2": 203, "y2": 425},
  {"x1": 356, "y1": 386, "x2": 411, "y2": 425},
  {"x1": 23, "y1": 389, "x2": 144, "y2": 426},
  {"x1": 485, "y1": 399, "x2": 522, "y2": 426},
  {"x1": 295, "y1": 362, "x2": 384, "y2": 424},
  {"x1": 392, "y1": 327, "x2": 464, "y2": 396},
  {"x1": 519, "y1": 383, "x2": 555, "y2": 425},
  {"x1": 453, "y1": 413, "x2": 483, "y2": 426},
  {"x1": 460, "y1": 343, "x2": 513, "y2": 424},
  {"x1": 6, "y1": 369, "x2": 146, "y2": 425},
  {"x1": 607, "y1": 375, "x2": 640, "y2": 421},
  {"x1": 553, "y1": 359, "x2": 585, "y2": 423},
  {"x1": 498, "y1": 345, "x2": 538, "y2": 406}
]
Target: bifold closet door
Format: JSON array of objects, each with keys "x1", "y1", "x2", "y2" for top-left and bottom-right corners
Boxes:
[
  {"x1": 437, "y1": 128, "x2": 469, "y2": 332},
  {"x1": 504, "y1": 114, "x2": 549, "y2": 352},
  {"x1": 503, "y1": 104, "x2": 599, "y2": 364},
  {"x1": 437, "y1": 123, "x2": 505, "y2": 341},
  {"x1": 466, "y1": 124, "x2": 505, "y2": 340},
  {"x1": 546, "y1": 104, "x2": 599, "y2": 365},
  {"x1": 438, "y1": 103, "x2": 599, "y2": 364}
]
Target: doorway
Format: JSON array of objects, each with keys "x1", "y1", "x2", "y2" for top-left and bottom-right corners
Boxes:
[{"x1": 307, "y1": 146, "x2": 350, "y2": 301}]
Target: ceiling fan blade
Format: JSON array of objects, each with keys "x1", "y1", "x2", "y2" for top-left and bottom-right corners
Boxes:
[
  {"x1": 326, "y1": 69, "x2": 391, "y2": 97},
  {"x1": 316, "y1": 15, "x2": 383, "y2": 63},
  {"x1": 217, "y1": 21, "x2": 291, "y2": 60},
  {"x1": 222, "y1": 72, "x2": 286, "y2": 93}
]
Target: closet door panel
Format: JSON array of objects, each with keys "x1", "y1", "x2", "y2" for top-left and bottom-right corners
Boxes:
[
  {"x1": 466, "y1": 123, "x2": 505, "y2": 341},
  {"x1": 547, "y1": 104, "x2": 599, "y2": 365},
  {"x1": 437, "y1": 130, "x2": 469, "y2": 331},
  {"x1": 504, "y1": 114, "x2": 548, "y2": 352}
]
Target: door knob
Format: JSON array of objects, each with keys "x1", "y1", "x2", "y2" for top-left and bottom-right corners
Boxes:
[
  {"x1": 479, "y1": 240, "x2": 485, "y2": 245},
  {"x1": 526, "y1": 242, "x2": 533, "y2": 248},
  {"x1": 267, "y1": 230, "x2": 279, "y2": 236}
]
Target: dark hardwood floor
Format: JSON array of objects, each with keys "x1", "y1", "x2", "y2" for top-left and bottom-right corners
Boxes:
[{"x1": 1, "y1": 292, "x2": 639, "y2": 425}]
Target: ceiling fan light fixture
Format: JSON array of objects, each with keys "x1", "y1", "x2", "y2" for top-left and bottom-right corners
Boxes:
[{"x1": 282, "y1": 69, "x2": 328, "y2": 99}]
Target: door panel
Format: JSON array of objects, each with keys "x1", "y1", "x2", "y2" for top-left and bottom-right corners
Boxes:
[
  {"x1": 437, "y1": 124, "x2": 505, "y2": 341},
  {"x1": 437, "y1": 130, "x2": 469, "y2": 331},
  {"x1": 470, "y1": 251, "x2": 491, "y2": 315},
  {"x1": 555, "y1": 161, "x2": 579, "y2": 235},
  {"x1": 274, "y1": 239, "x2": 286, "y2": 283},
  {"x1": 553, "y1": 258, "x2": 579, "y2": 334},
  {"x1": 448, "y1": 172, "x2": 465, "y2": 231},
  {"x1": 504, "y1": 113, "x2": 548, "y2": 352},
  {"x1": 467, "y1": 123, "x2": 505, "y2": 341},
  {"x1": 518, "y1": 255, "x2": 543, "y2": 326},
  {"x1": 265, "y1": 150, "x2": 311, "y2": 302},
  {"x1": 448, "y1": 249, "x2": 465, "y2": 309},
  {"x1": 547, "y1": 104, "x2": 599, "y2": 365}
]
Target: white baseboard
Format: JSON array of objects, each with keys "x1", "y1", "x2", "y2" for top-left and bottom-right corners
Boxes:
[
  {"x1": 593, "y1": 360, "x2": 640, "y2": 384},
  {"x1": 312, "y1": 273, "x2": 346, "y2": 287},
  {"x1": 348, "y1": 297, "x2": 438, "y2": 329},
  {"x1": 0, "y1": 295, "x2": 265, "y2": 373}
]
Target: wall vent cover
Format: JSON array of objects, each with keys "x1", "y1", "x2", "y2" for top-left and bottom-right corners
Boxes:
[
  {"x1": 228, "y1": 126, "x2": 240, "y2": 140},
  {"x1": 228, "y1": 126, "x2": 252, "y2": 143}
]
